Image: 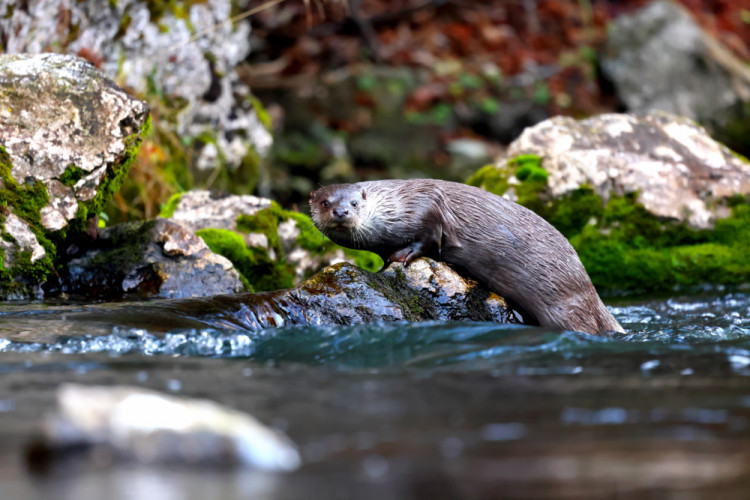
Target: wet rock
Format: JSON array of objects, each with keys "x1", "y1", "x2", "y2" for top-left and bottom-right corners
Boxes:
[
  {"x1": 180, "y1": 259, "x2": 520, "y2": 331},
  {"x1": 51, "y1": 219, "x2": 245, "y2": 300},
  {"x1": 601, "y1": 1, "x2": 750, "y2": 144},
  {"x1": 0, "y1": 0, "x2": 269, "y2": 185},
  {"x1": 29, "y1": 384, "x2": 300, "y2": 471},
  {"x1": 501, "y1": 112, "x2": 750, "y2": 229},
  {"x1": 165, "y1": 190, "x2": 376, "y2": 291},
  {"x1": 0, "y1": 53, "x2": 149, "y2": 298}
]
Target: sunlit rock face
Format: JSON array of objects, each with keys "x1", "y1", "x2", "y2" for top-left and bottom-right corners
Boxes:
[
  {"x1": 601, "y1": 1, "x2": 750, "y2": 144},
  {"x1": 0, "y1": 53, "x2": 149, "y2": 298},
  {"x1": 503, "y1": 112, "x2": 750, "y2": 229}
]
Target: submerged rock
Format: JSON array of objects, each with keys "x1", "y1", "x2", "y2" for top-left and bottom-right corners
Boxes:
[
  {"x1": 0, "y1": 53, "x2": 149, "y2": 298},
  {"x1": 502, "y1": 112, "x2": 750, "y2": 229},
  {"x1": 50, "y1": 219, "x2": 244, "y2": 300},
  {"x1": 601, "y1": 1, "x2": 750, "y2": 148},
  {"x1": 29, "y1": 384, "x2": 300, "y2": 471}
]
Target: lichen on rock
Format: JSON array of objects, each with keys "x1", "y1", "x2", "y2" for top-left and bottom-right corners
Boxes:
[{"x1": 0, "y1": 53, "x2": 150, "y2": 298}]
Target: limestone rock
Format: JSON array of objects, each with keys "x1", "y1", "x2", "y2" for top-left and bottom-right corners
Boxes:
[
  {"x1": 0, "y1": 54, "x2": 148, "y2": 229},
  {"x1": 601, "y1": 1, "x2": 750, "y2": 136},
  {"x1": 169, "y1": 190, "x2": 273, "y2": 233},
  {"x1": 0, "y1": 53, "x2": 149, "y2": 298},
  {"x1": 51, "y1": 219, "x2": 245, "y2": 299},
  {"x1": 503, "y1": 112, "x2": 750, "y2": 229}
]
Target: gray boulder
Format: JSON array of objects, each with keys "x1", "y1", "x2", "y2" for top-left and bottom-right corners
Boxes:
[
  {"x1": 503, "y1": 112, "x2": 750, "y2": 229},
  {"x1": 50, "y1": 258, "x2": 520, "y2": 332},
  {"x1": 601, "y1": 1, "x2": 750, "y2": 137},
  {"x1": 226, "y1": 258, "x2": 518, "y2": 329}
]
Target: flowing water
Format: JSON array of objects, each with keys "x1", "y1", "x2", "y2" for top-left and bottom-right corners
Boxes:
[{"x1": 2, "y1": 289, "x2": 750, "y2": 499}]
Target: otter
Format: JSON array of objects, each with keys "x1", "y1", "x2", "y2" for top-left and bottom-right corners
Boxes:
[{"x1": 310, "y1": 179, "x2": 623, "y2": 335}]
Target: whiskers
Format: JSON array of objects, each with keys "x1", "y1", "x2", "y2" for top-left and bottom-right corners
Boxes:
[{"x1": 347, "y1": 222, "x2": 372, "y2": 250}]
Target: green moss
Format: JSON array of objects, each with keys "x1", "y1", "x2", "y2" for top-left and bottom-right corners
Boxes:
[
  {"x1": 0, "y1": 146, "x2": 56, "y2": 296},
  {"x1": 59, "y1": 164, "x2": 85, "y2": 187},
  {"x1": 196, "y1": 227, "x2": 285, "y2": 292},
  {"x1": 159, "y1": 192, "x2": 183, "y2": 218},
  {"x1": 466, "y1": 163, "x2": 509, "y2": 196}
]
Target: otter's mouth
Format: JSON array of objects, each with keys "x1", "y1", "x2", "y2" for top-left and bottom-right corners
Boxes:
[{"x1": 328, "y1": 224, "x2": 351, "y2": 232}]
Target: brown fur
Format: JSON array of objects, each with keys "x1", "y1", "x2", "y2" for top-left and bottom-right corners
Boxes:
[{"x1": 310, "y1": 179, "x2": 624, "y2": 335}]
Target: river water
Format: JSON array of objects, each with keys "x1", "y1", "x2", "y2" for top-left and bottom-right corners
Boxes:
[{"x1": 2, "y1": 289, "x2": 750, "y2": 499}]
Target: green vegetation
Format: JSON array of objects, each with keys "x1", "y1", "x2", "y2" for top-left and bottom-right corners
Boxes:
[
  {"x1": 59, "y1": 164, "x2": 85, "y2": 187},
  {"x1": 468, "y1": 155, "x2": 750, "y2": 293},
  {"x1": 158, "y1": 192, "x2": 183, "y2": 218}
]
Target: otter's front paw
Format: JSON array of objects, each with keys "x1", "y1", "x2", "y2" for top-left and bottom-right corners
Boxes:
[{"x1": 387, "y1": 244, "x2": 423, "y2": 266}]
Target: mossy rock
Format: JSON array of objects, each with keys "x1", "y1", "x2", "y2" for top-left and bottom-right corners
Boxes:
[
  {"x1": 468, "y1": 156, "x2": 750, "y2": 294},
  {"x1": 0, "y1": 53, "x2": 151, "y2": 298},
  {"x1": 196, "y1": 201, "x2": 383, "y2": 293}
]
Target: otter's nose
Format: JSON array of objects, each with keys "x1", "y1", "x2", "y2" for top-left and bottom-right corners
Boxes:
[{"x1": 332, "y1": 208, "x2": 349, "y2": 218}]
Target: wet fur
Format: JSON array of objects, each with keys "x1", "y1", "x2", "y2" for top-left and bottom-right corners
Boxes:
[{"x1": 310, "y1": 179, "x2": 624, "y2": 335}]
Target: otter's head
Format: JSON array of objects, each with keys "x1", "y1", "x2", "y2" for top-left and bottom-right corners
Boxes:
[{"x1": 310, "y1": 184, "x2": 368, "y2": 246}]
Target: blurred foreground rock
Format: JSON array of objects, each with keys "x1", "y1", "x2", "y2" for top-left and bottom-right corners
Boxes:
[
  {"x1": 502, "y1": 112, "x2": 750, "y2": 229},
  {"x1": 28, "y1": 384, "x2": 300, "y2": 472},
  {"x1": 0, "y1": 53, "x2": 149, "y2": 298},
  {"x1": 602, "y1": 1, "x2": 750, "y2": 150}
]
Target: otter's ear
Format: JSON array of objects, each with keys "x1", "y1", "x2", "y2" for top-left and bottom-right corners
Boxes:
[
  {"x1": 361, "y1": 189, "x2": 367, "y2": 200},
  {"x1": 310, "y1": 191, "x2": 317, "y2": 202}
]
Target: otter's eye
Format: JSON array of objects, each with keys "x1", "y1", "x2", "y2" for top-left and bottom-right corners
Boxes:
[
  {"x1": 351, "y1": 200, "x2": 357, "y2": 208},
  {"x1": 322, "y1": 200, "x2": 329, "y2": 208}
]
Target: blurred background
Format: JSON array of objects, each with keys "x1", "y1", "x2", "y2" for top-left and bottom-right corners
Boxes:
[{"x1": 3, "y1": 0, "x2": 746, "y2": 222}]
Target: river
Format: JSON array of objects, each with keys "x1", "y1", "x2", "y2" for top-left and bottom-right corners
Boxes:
[{"x1": 1, "y1": 289, "x2": 750, "y2": 499}]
